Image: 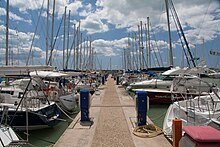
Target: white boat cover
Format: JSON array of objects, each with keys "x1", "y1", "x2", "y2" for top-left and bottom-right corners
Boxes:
[{"x1": 30, "y1": 71, "x2": 69, "y2": 78}]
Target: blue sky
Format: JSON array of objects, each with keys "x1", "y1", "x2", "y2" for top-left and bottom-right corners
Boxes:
[{"x1": 0, "y1": 0, "x2": 220, "y2": 70}]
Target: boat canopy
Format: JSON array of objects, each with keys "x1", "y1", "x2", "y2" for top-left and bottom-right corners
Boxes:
[{"x1": 30, "y1": 71, "x2": 69, "y2": 78}]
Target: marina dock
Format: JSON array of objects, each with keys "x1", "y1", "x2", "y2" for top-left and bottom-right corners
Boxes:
[{"x1": 54, "y1": 75, "x2": 171, "y2": 147}]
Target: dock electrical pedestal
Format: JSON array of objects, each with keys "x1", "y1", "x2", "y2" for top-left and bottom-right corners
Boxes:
[
  {"x1": 102, "y1": 76, "x2": 105, "y2": 85},
  {"x1": 116, "y1": 76, "x2": 120, "y2": 85},
  {"x1": 136, "y1": 91, "x2": 147, "y2": 126},
  {"x1": 80, "y1": 90, "x2": 92, "y2": 125}
]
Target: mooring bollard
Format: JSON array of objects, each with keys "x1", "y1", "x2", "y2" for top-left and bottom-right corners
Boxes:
[
  {"x1": 136, "y1": 91, "x2": 147, "y2": 126},
  {"x1": 172, "y1": 119, "x2": 182, "y2": 147},
  {"x1": 80, "y1": 90, "x2": 90, "y2": 122}
]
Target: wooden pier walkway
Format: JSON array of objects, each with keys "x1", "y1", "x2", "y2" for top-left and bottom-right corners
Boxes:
[{"x1": 54, "y1": 75, "x2": 171, "y2": 147}]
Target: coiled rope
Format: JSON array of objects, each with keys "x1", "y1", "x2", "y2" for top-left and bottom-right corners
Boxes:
[{"x1": 133, "y1": 124, "x2": 163, "y2": 138}]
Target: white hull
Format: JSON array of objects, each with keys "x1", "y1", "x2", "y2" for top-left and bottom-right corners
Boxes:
[
  {"x1": 163, "y1": 92, "x2": 220, "y2": 137},
  {"x1": 58, "y1": 93, "x2": 76, "y2": 112},
  {"x1": 0, "y1": 125, "x2": 19, "y2": 147}
]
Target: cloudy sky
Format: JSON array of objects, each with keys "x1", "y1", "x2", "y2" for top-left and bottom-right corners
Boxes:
[{"x1": 0, "y1": 0, "x2": 220, "y2": 70}]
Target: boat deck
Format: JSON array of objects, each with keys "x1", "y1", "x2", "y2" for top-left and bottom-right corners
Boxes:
[{"x1": 54, "y1": 75, "x2": 171, "y2": 147}]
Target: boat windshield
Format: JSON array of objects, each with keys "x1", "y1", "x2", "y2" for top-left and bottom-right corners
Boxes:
[{"x1": 158, "y1": 75, "x2": 173, "y2": 81}]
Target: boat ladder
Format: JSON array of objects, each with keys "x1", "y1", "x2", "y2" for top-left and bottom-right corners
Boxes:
[{"x1": 186, "y1": 100, "x2": 196, "y2": 125}]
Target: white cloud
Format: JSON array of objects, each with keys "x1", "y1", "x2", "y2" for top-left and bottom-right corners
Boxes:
[
  {"x1": 8, "y1": 0, "x2": 84, "y2": 18},
  {"x1": 92, "y1": 38, "x2": 127, "y2": 56},
  {"x1": 9, "y1": 0, "x2": 44, "y2": 12},
  {"x1": 0, "y1": 25, "x2": 45, "y2": 65},
  {"x1": 0, "y1": 8, "x2": 31, "y2": 24},
  {"x1": 94, "y1": 0, "x2": 220, "y2": 45},
  {"x1": 81, "y1": 13, "x2": 109, "y2": 34}
]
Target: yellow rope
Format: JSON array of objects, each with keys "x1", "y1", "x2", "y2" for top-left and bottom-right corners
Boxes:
[{"x1": 133, "y1": 124, "x2": 163, "y2": 138}]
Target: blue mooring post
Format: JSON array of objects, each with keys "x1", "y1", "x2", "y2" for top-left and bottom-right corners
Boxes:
[
  {"x1": 102, "y1": 76, "x2": 105, "y2": 85},
  {"x1": 80, "y1": 90, "x2": 90, "y2": 122},
  {"x1": 116, "y1": 76, "x2": 119, "y2": 85},
  {"x1": 105, "y1": 74, "x2": 108, "y2": 81},
  {"x1": 136, "y1": 91, "x2": 147, "y2": 126}
]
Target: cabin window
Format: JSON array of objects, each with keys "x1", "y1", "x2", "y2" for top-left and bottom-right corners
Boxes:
[
  {"x1": 159, "y1": 75, "x2": 173, "y2": 81},
  {"x1": 18, "y1": 92, "x2": 23, "y2": 98},
  {"x1": 0, "y1": 90, "x2": 14, "y2": 95}
]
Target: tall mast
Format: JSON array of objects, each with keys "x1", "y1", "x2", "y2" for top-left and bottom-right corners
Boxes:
[
  {"x1": 165, "y1": 0, "x2": 173, "y2": 67},
  {"x1": 66, "y1": 10, "x2": 70, "y2": 69},
  {"x1": 134, "y1": 32, "x2": 138, "y2": 69},
  {"x1": 122, "y1": 51, "x2": 124, "y2": 69},
  {"x1": 63, "y1": 6, "x2": 67, "y2": 69},
  {"x1": 73, "y1": 24, "x2": 76, "y2": 69},
  {"x1": 76, "y1": 26, "x2": 79, "y2": 69},
  {"x1": 110, "y1": 57, "x2": 111, "y2": 71},
  {"x1": 86, "y1": 37, "x2": 89, "y2": 69},
  {"x1": 132, "y1": 33, "x2": 135, "y2": 70},
  {"x1": 6, "y1": 0, "x2": 9, "y2": 66},
  {"x1": 46, "y1": 0, "x2": 49, "y2": 65},
  {"x1": 89, "y1": 37, "x2": 92, "y2": 70},
  {"x1": 79, "y1": 32, "x2": 82, "y2": 69},
  {"x1": 127, "y1": 33, "x2": 131, "y2": 70},
  {"x1": 83, "y1": 38, "x2": 86, "y2": 69},
  {"x1": 140, "y1": 21, "x2": 144, "y2": 69},
  {"x1": 92, "y1": 47, "x2": 94, "y2": 70},
  {"x1": 76, "y1": 22, "x2": 80, "y2": 69},
  {"x1": 50, "y1": 0, "x2": 55, "y2": 66},
  {"x1": 138, "y1": 25, "x2": 142, "y2": 69},
  {"x1": 124, "y1": 48, "x2": 127, "y2": 70},
  {"x1": 144, "y1": 23, "x2": 148, "y2": 69},
  {"x1": 147, "y1": 17, "x2": 151, "y2": 68}
]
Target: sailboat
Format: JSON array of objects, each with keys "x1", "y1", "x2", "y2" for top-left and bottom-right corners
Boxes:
[
  {"x1": 0, "y1": 77, "x2": 61, "y2": 130},
  {"x1": 30, "y1": 70, "x2": 78, "y2": 112},
  {"x1": 163, "y1": 87, "x2": 220, "y2": 138}
]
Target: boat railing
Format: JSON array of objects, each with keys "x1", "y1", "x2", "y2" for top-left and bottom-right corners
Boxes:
[{"x1": 186, "y1": 99, "x2": 196, "y2": 125}]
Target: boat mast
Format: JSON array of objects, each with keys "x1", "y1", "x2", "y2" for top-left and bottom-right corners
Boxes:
[
  {"x1": 50, "y1": 0, "x2": 55, "y2": 66},
  {"x1": 165, "y1": 0, "x2": 173, "y2": 67},
  {"x1": 66, "y1": 10, "x2": 71, "y2": 69},
  {"x1": 46, "y1": 0, "x2": 49, "y2": 65},
  {"x1": 63, "y1": 6, "x2": 67, "y2": 70},
  {"x1": 140, "y1": 21, "x2": 144, "y2": 69},
  {"x1": 127, "y1": 33, "x2": 131, "y2": 70},
  {"x1": 144, "y1": 23, "x2": 148, "y2": 69},
  {"x1": 89, "y1": 37, "x2": 92, "y2": 70},
  {"x1": 80, "y1": 32, "x2": 82, "y2": 69},
  {"x1": 73, "y1": 24, "x2": 76, "y2": 69},
  {"x1": 6, "y1": 0, "x2": 9, "y2": 66},
  {"x1": 138, "y1": 25, "x2": 142, "y2": 69},
  {"x1": 110, "y1": 57, "x2": 112, "y2": 71},
  {"x1": 86, "y1": 36, "x2": 89, "y2": 69},
  {"x1": 147, "y1": 17, "x2": 151, "y2": 68},
  {"x1": 134, "y1": 32, "x2": 138, "y2": 69},
  {"x1": 124, "y1": 48, "x2": 127, "y2": 70},
  {"x1": 83, "y1": 38, "x2": 86, "y2": 69}
]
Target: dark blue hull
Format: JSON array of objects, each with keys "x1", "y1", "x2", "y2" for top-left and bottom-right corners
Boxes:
[{"x1": 0, "y1": 103, "x2": 61, "y2": 131}]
